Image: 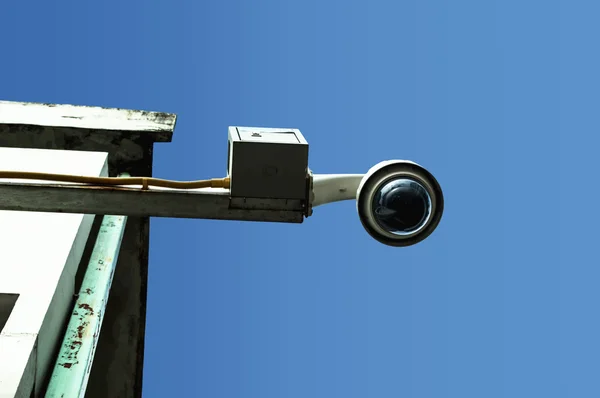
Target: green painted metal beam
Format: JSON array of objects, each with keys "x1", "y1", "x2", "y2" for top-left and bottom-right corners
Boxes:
[{"x1": 45, "y1": 174, "x2": 129, "y2": 398}]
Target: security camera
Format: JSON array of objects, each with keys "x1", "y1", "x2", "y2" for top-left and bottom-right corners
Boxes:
[
  {"x1": 224, "y1": 127, "x2": 443, "y2": 245},
  {"x1": 310, "y1": 160, "x2": 444, "y2": 247}
]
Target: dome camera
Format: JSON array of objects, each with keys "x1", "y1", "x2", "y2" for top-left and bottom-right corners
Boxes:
[
  {"x1": 310, "y1": 160, "x2": 444, "y2": 247},
  {"x1": 356, "y1": 160, "x2": 444, "y2": 247}
]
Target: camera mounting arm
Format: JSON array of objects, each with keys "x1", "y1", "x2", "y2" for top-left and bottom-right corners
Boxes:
[{"x1": 310, "y1": 174, "x2": 364, "y2": 208}]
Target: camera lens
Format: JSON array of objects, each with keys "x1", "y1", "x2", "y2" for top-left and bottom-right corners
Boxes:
[{"x1": 371, "y1": 178, "x2": 432, "y2": 236}]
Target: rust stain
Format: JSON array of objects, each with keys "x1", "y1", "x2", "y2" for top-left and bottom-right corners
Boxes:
[
  {"x1": 60, "y1": 363, "x2": 73, "y2": 369},
  {"x1": 77, "y1": 325, "x2": 85, "y2": 339},
  {"x1": 69, "y1": 341, "x2": 83, "y2": 350},
  {"x1": 85, "y1": 288, "x2": 93, "y2": 295},
  {"x1": 78, "y1": 303, "x2": 94, "y2": 314}
]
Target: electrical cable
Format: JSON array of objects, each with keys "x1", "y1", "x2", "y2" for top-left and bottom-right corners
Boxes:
[{"x1": 0, "y1": 171, "x2": 230, "y2": 190}]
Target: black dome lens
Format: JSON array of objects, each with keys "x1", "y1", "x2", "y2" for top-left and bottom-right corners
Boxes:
[{"x1": 371, "y1": 178, "x2": 432, "y2": 236}]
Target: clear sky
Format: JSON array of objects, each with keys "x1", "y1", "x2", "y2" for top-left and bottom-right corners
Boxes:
[{"x1": 2, "y1": 0, "x2": 599, "y2": 397}]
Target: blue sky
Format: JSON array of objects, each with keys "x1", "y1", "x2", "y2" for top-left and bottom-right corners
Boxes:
[{"x1": 2, "y1": 0, "x2": 599, "y2": 397}]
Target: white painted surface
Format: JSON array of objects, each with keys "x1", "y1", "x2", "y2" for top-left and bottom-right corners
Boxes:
[
  {"x1": 0, "y1": 101, "x2": 175, "y2": 133},
  {"x1": 311, "y1": 174, "x2": 363, "y2": 207},
  {"x1": 0, "y1": 148, "x2": 108, "y2": 398}
]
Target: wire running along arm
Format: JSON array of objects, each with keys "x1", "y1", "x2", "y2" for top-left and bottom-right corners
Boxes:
[{"x1": 0, "y1": 171, "x2": 230, "y2": 191}]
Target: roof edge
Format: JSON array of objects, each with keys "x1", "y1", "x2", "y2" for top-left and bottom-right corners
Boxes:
[{"x1": 0, "y1": 100, "x2": 176, "y2": 142}]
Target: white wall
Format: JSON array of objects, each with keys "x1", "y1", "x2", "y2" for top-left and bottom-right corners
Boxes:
[{"x1": 0, "y1": 148, "x2": 108, "y2": 398}]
